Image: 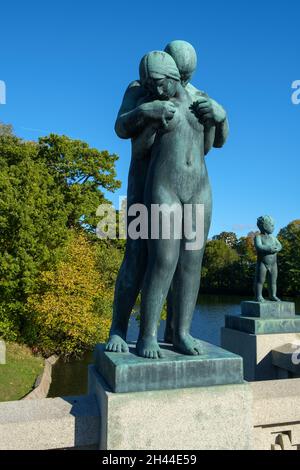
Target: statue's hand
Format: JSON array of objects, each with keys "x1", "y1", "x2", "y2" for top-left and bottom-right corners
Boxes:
[
  {"x1": 140, "y1": 100, "x2": 176, "y2": 126},
  {"x1": 270, "y1": 239, "x2": 282, "y2": 253},
  {"x1": 192, "y1": 97, "x2": 226, "y2": 125}
]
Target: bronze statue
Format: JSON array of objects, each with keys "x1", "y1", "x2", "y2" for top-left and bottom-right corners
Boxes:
[
  {"x1": 254, "y1": 215, "x2": 282, "y2": 302},
  {"x1": 106, "y1": 42, "x2": 229, "y2": 357}
]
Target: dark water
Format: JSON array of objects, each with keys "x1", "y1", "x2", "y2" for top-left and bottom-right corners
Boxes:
[{"x1": 48, "y1": 294, "x2": 300, "y2": 397}]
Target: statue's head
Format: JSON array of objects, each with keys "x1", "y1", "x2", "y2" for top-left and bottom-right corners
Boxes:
[
  {"x1": 139, "y1": 51, "x2": 180, "y2": 100},
  {"x1": 164, "y1": 40, "x2": 197, "y2": 87},
  {"x1": 257, "y1": 215, "x2": 275, "y2": 234}
]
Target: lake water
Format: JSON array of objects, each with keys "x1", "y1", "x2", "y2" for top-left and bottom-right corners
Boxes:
[{"x1": 48, "y1": 294, "x2": 300, "y2": 397}]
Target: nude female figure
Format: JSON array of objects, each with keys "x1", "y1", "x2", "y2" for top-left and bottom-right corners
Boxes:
[{"x1": 136, "y1": 51, "x2": 212, "y2": 359}]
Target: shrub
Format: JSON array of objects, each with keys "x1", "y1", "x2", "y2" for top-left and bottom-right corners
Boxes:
[{"x1": 26, "y1": 232, "x2": 114, "y2": 357}]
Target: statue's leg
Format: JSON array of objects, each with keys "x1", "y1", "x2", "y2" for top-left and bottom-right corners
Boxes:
[
  {"x1": 107, "y1": 238, "x2": 147, "y2": 352},
  {"x1": 137, "y1": 187, "x2": 182, "y2": 359},
  {"x1": 164, "y1": 287, "x2": 173, "y2": 343},
  {"x1": 137, "y1": 236, "x2": 180, "y2": 358},
  {"x1": 172, "y1": 190, "x2": 211, "y2": 355},
  {"x1": 268, "y1": 264, "x2": 280, "y2": 301},
  {"x1": 172, "y1": 241, "x2": 205, "y2": 355},
  {"x1": 255, "y1": 263, "x2": 267, "y2": 302},
  {"x1": 106, "y1": 158, "x2": 149, "y2": 353}
]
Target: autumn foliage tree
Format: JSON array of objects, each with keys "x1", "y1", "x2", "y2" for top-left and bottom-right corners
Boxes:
[
  {"x1": 0, "y1": 125, "x2": 121, "y2": 346},
  {"x1": 26, "y1": 232, "x2": 117, "y2": 357}
]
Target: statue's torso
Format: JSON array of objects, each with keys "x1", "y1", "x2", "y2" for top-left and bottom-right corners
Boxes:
[
  {"x1": 147, "y1": 89, "x2": 209, "y2": 204},
  {"x1": 128, "y1": 81, "x2": 209, "y2": 162},
  {"x1": 257, "y1": 234, "x2": 277, "y2": 266}
]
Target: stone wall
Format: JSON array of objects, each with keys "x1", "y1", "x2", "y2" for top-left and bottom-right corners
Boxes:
[
  {"x1": 0, "y1": 395, "x2": 100, "y2": 450},
  {"x1": 23, "y1": 355, "x2": 58, "y2": 400},
  {"x1": 0, "y1": 376, "x2": 300, "y2": 449},
  {"x1": 251, "y1": 378, "x2": 300, "y2": 450}
]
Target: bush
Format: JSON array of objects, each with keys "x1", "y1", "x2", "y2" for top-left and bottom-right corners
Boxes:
[{"x1": 26, "y1": 232, "x2": 117, "y2": 357}]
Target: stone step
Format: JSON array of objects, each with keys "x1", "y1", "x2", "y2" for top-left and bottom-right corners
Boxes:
[
  {"x1": 241, "y1": 301, "x2": 295, "y2": 319},
  {"x1": 225, "y1": 314, "x2": 300, "y2": 335}
]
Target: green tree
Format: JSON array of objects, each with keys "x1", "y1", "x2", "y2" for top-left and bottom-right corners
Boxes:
[
  {"x1": 201, "y1": 239, "x2": 239, "y2": 292},
  {"x1": 37, "y1": 134, "x2": 121, "y2": 229},
  {"x1": 0, "y1": 128, "x2": 120, "y2": 344},
  {"x1": 0, "y1": 133, "x2": 68, "y2": 339},
  {"x1": 212, "y1": 231, "x2": 238, "y2": 248},
  {"x1": 278, "y1": 220, "x2": 300, "y2": 295},
  {"x1": 0, "y1": 122, "x2": 13, "y2": 137},
  {"x1": 201, "y1": 234, "x2": 258, "y2": 295},
  {"x1": 234, "y1": 235, "x2": 256, "y2": 293}
]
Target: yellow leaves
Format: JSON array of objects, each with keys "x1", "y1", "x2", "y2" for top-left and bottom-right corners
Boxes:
[{"x1": 27, "y1": 231, "x2": 114, "y2": 357}]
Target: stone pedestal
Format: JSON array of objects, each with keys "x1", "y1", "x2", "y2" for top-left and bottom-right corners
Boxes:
[
  {"x1": 94, "y1": 341, "x2": 243, "y2": 393},
  {"x1": 88, "y1": 365, "x2": 253, "y2": 450},
  {"x1": 241, "y1": 301, "x2": 295, "y2": 318},
  {"x1": 89, "y1": 341, "x2": 253, "y2": 450},
  {"x1": 221, "y1": 301, "x2": 300, "y2": 381},
  {"x1": 0, "y1": 340, "x2": 5, "y2": 365}
]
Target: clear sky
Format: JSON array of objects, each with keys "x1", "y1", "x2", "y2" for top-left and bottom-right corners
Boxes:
[{"x1": 1, "y1": 0, "x2": 299, "y2": 237}]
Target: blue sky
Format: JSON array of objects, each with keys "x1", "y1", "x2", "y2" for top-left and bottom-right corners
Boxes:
[{"x1": 1, "y1": 0, "x2": 299, "y2": 237}]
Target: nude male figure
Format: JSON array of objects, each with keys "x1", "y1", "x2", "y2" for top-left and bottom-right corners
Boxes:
[
  {"x1": 254, "y1": 215, "x2": 282, "y2": 302},
  {"x1": 106, "y1": 41, "x2": 229, "y2": 353}
]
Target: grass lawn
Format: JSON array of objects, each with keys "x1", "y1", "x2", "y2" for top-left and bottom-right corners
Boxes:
[{"x1": 0, "y1": 342, "x2": 44, "y2": 402}]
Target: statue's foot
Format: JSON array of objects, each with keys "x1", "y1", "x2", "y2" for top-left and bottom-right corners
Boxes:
[
  {"x1": 106, "y1": 334, "x2": 129, "y2": 353},
  {"x1": 173, "y1": 334, "x2": 204, "y2": 355},
  {"x1": 270, "y1": 296, "x2": 281, "y2": 302},
  {"x1": 256, "y1": 296, "x2": 265, "y2": 303},
  {"x1": 191, "y1": 335, "x2": 202, "y2": 345},
  {"x1": 164, "y1": 327, "x2": 201, "y2": 346},
  {"x1": 136, "y1": 337, "x2": 165, "y2": 359}
]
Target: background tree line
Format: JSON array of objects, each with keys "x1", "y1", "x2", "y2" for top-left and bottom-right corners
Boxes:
[
  {"x1": 200, "y1": 224, "x2": 300, "y2": 297},
  {"x1": 0, "y1": 123, "x2": 124, "y2": 357},
  {"x1": 0, "y1": 122, "x2": 299, "y2": 357}
]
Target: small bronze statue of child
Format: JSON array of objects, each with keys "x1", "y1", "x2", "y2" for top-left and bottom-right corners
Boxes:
[{"x1": 254, "y1": 215, "x2": 282, "y2": 302}]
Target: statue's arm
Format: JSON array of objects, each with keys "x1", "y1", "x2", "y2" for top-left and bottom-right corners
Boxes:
[
  {"x1": 254, "y1": 235, "x2": 276, "y2": 254},
  {"x1": 203, "y1": 100, "x2": 229, "y2": 154},
  {"x1": 274, "y1": 238, "x2": 283, "y2": 252},
  {"x1": 204, "y1": 125, "x2": 216, "y2": 155},
  {"x1": 210, "y1": 98, "x2": 229, "y2": 148},
  {"x1": 114, "y1": 82, "x2": 149, "y2": 139},
  {"x1": 188, "y1": 86, "x2": 229, "y2": 152},
  {"x1": 187, "y1": 88, "x2": 216, "y2": 155}
]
